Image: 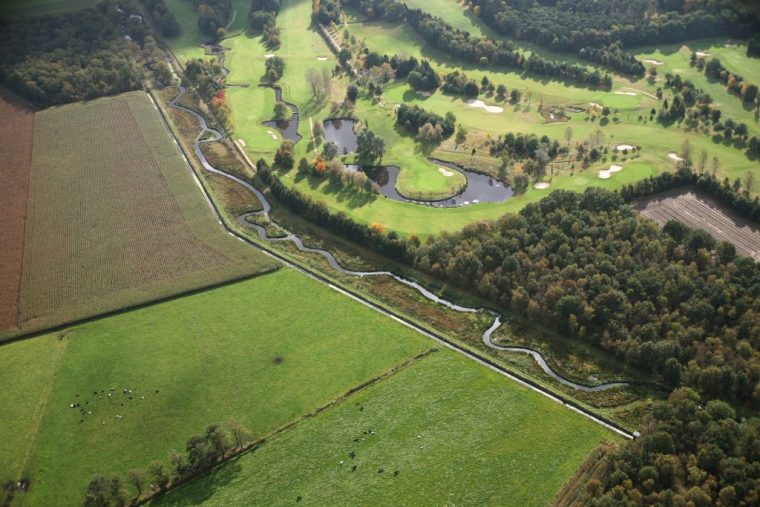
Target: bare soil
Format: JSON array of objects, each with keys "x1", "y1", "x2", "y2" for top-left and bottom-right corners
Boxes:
[
  {"x1": 637, "y1": 188, "x2": 760, "y2": 260},
  {"x1": 0, "y1": 89, "x2": 34, "y2": 332}
]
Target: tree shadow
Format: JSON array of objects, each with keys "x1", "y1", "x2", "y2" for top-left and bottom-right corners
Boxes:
[{"x1": 157, "y1": 459, "x2": 243, "y2": 505}]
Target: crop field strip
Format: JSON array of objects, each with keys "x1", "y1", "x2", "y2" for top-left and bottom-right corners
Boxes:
[
  {"x1": 15, "y1": 91, "x2": 278, "y2": 336},
  {"x1": 0, "y1": 91, "x2": 34, "y2": 333},
  {"x1": 637, "y1": 188, "x2": 760, "y2": 261}
]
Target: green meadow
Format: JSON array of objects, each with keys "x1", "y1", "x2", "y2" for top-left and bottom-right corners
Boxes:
[
  {"x1": 0, "y1": 269, "x2": 430, "y2": 505},
  {"x1": 155, "y1": 351, "x2": 617, "y2": 506}
]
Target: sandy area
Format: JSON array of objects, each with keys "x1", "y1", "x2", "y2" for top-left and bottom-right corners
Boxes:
[
  {"x1": 643, "y1": 59, "x2": 663, "y2": 65},
  {"x1": 534, "y1": 182, "x2": 550, "y2": 189},
  {"x1": 598, "y1": 170, "x2": 612, "y2": 179},
  {"x1": 465, "y1": 99, "x2": 504, "y2": 113},
  {"x1": 438, "y1": 167, "x2": 456, "y2": 177},
  {"x1": 696, "y1": 51, "x2": 710, "y2": 58},
  {"x1": 238, "y1": 139, "x2": 246, "y2": 147},
  {"x1": 589, "y1": 102, "x2": 603, "y2": 109},
  {"x1": 668, "y1": 152, "x2": 683, "y2": 161},
  {"x1": 264, "y1": 53, "x2": 275, "y2": 59},
  {"x1": 418, "y1": 91, "x2": 432, "y2": 97},
  {"x1": 615, "y1": 144, "x2": 636, "y2": 151},
  {"x1": 271, "y1": 134, "x2": 278, "y2": 140},
  {"x1": 608, "y1": 164, "x2": 623, "y2": 173},
  {"x1": 317, "y1": 56, "x2": 328, "y2": 61},
  {"x1": 615, "y1": 91, "x2": 637, "y2": 96}
]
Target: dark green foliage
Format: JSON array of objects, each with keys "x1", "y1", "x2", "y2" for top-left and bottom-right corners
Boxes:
[
  {"x1": 406, "y1": 59, "x2": 440, "y2": 91},
  {"x1": 442, "y1": 70, "x2": 480, "y2": 97},
  {"x1": 82, "y1": 475, "x2": 127, "y2": 507},
  {"x1": 264, "y1": 55, "x2": 285, "y2": 82},
  {"x1": 249, "y1": 0, "x2": 278, "y2": 30},
  {"x1": 469, "y1": 0, "x2": 759, "y2": 52},
  {"x1": 413, "y1": 187, "x2": 760, "y2": 403},
  {"x1": 356, "y1": 128, "x2": 385, "y2": 162},
  {"x1": 489, "y1": 132, "x2": 561, "y2": 160},
  {"x1": 314, "y1": 0, "x2": 341, "y2": 25},
  {"x1": 748, "y1": 33, "x2": 760, "y2": 58},
  {"x1": 140, "y1": 0, "x2": 181, "y2": 37},
  {"x1": 192, "y1": 0, "x2": 232, "y2": 39},
  {"x1": 0, "y1": 2, "x2": 146, "y2": 106},
  {"x1": 184, "y1": 58, "x2": 224, "y2": 99},
  {"x1": 274, "y1": 140, "x2": 295, "y2": 169},
  {"x1": 578, "y1": 43, "x2": 645, "y2": 76},
  {"x1": 396, "y1": 104, "x2": 455, "y2": 138},
  {"x1": 593, "y1": 388, "x2": 760, "y2": 505}
]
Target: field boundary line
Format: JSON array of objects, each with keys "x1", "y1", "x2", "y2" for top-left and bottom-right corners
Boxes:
[{"x1": 136, "y1": 348, "x2": 439, "y2": 505}]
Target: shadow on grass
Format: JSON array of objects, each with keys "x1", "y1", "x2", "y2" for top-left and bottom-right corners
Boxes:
[{"x1": 157, "y1": 458, "x2": 243, "y2": 506}]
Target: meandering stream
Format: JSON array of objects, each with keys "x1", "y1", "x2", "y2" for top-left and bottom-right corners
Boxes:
[{"x1": 170, "y1": 87, "x2": 629, "y2": 393}]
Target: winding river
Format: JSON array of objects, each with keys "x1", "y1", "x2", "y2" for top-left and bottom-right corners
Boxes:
[{"x1": 169, "y1": 87, "x2": 629, "y2": 393}]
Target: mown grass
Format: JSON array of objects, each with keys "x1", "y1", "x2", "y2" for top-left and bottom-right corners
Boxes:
[
  {"x1": 155, "y1": 351, "x2": 617, "y2": 506},
  {"x1": 14, "y1": 91, "x2": 276, "y2": 336},
  {"x1": 0, "y1": 269, "x2": 431, "y2": 506}
]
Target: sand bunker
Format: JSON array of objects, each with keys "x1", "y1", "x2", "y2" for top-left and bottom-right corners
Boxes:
[
  {"x1": 418, "y1": 91, "x2": 432, "y2": 97},
  {"x1": 438, "y1": 167, "x2": 456, "y2": 177},
  {"x1": 668, "y1": 152, "x2": 683, "y2": 161},
  {"x1": 615, "y1": 91, "x2": 637, "y2": 96},
  {"x1": 317, "y1": 56, "x2": 328, "y2": 61},
  {"x1": 264, "y1": 53, "x2": 275, "y2": 59},
  {"x1": 615, "y1": 144, "x2": 636, "y2": 151},
  {"x1": 608, "y1": 164, "x2": 623, "y2": 173},
  {"x1": 599, "y1": 164, "x2": 623, "y2": 179},
  {"x1": 598, "y1": 170, "x2": 612, "y2": 179},
  {"x1": 643, "y1": 59, "x2": 664, "y2": 65},
  {"x1": 589, "y1": 102, "x2": 603, "y2": 110},
  {"x1": 695, "y1": 51, "x2": 710, "y2": 58},
  {"x1": 534, "y1": 182, "x2": 550, "y2": 189},
  {"x1": 238, "y1": 139, "x2": 246, "y2": 147},
  {"x1": 465, "y1": 99, "x2": 504, "y2": 113}
]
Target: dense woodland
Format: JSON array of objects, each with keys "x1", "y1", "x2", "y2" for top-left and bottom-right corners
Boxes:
[
  {"x1": 413, "y1": 188, "x2": 760, "y2": 406},
  {"x1": 192, "y1": 0, "x2": 232, "y2": 39},
  {"x1": 0, "y1": 0, "x2": 151, "y2": 106},
  {"x1": 140, "y1": 0, "x2": 180, "y2": 36},
  {"x1": 469, "y1": 0, "x2": 760, "y2": 52},
  {"x1": 591, "y1": 389, "x2": 760, "y2": 505}
]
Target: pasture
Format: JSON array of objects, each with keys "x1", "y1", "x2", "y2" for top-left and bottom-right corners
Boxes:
[
  {"x1": 637, "y1": 188, "x2": 760, "y2": 261},
  {"x1": 0, "y1": 91, "x2": 34, "y2": 334},
  {"x1": 0, "y1": 268, "x2": 431, "y2": 506},
  {"x1": 156, "y1": 351, "x2": 617, "y2": 506},
  {"x1": 15, "y1": 91, "x2": 277, "y2": 335}
]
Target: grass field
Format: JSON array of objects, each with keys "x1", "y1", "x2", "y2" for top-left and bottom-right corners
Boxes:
[
  {"x1": 0, "y1": 0, "x2": 96, "y2": 16},
  {"x1": 156, "y1": 351, "x2": 617, "y2": 506},
  {"x1": 0, "y1": 268, "x2": 431, "y2": 506},
  {"x1": 0, "y1": 91, "x2": 34, "y2": 333},
  {"x1": 13, "y1": 91, "x2": 277, "y2": 336}
]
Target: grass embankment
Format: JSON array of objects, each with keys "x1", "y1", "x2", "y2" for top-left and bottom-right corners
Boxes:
[
  {"x1": 0, "y1": 269, "x2": 431, "y2": 506},
  {"x1": 156, "y1": 351, "x2": 618, "y2": 506},
  {"x1": 12, "y1": 91, "x2": 277, "y2": 337}
]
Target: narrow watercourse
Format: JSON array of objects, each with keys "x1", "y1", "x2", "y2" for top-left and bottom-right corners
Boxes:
[{"x1": 170, "y1": 87, "x2": 631, "y2": 395}]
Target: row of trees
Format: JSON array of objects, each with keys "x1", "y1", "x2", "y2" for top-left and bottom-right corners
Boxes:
[
  {"x1": 703, "y1": 57, "x2": 759, "y2": 105},
  {"x1": 0, "y1": 0, "x2": 151, "y2": 106},
  {"x1": 249, "y1": 0, "x2": 280, "y2": 46},
  {"x1": 578, "y1": 43, "x2": 645, "y2": 76},
  {"x1": 83, "y1": 420, "x2": 253, "y2": 506},
  {"x1": 468, "y1": 0, "x2": 759, "y2": 53},
  {"x1": 140, "y1": 0, "x2": 181, "y2": 37},
  {"x1": 345, "y1": 0, "x2": 613, "y2": 88}
]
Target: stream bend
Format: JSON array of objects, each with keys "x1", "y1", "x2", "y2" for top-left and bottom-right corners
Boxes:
[{"x1": 170, "y1": 87, "x2": 629, "y2": 393}]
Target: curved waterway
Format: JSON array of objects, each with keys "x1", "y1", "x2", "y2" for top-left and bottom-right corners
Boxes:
[
  {"x1": 170, "y1": 87, "x2": 629, "y2": 393},
  {"x1": 264, "y1": 95, "x2": 513, "y2": 207}
]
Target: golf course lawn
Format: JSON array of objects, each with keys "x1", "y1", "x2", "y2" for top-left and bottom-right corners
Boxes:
[
  {"x1": 0, "y1": 268, "x2": 431, "y2": 506},
  {"x1": 155, "y1": 351, "x2": 618, "y2": 506}
]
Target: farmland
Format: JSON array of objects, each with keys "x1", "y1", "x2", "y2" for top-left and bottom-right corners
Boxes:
[
  {"x1": 0, "y1": 91, "x2": 34, "y2": 333},
  {"x1": 12, "y1": 91, "x2": 277, "y2": 337},
  {"x1": 0, "y1": 268, "x2": 432, "y2": 505},
  {"x1": 156, "y1": 351, "x2": 617, "y2": 506},
  {"x1": 637, "y1": 188, "x2": 760, "y2": 261}
]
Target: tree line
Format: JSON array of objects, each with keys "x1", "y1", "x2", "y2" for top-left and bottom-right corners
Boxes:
[
  {"x1": 82, "y1": 419, "x2": 253, "y2": 506},
  {"x1": 343, "y1": 0, "x2": 613, "y2": 88},
  {"x1": 249, "y1": 0, "x2": 280, "y2": 47},
  {"x1": 396, "y1": 104, "x2": 455, "y2": 139},
  {"x1": 468, "y1": 0, "x2": 759, "y2": 53},
  {"x1": 0, "y1": 0, "x2": 152, "y2": 106},
  {"x1": 578, "y1": 43, "x2": 645, "y2": 76},
  {"x1": 192, "y1": 0, "x2": 232, "y2": 41}
]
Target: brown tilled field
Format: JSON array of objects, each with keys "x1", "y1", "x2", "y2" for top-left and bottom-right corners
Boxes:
[
  {"x1": 0, "y1": 90, "x2": 34, "y2": 333},
  {"x1": 637, "y1": 188, "x2": 760, "y2": 261},
  {"x1": 13, "y1": 91, "x2": 278, "y2": 336}
]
